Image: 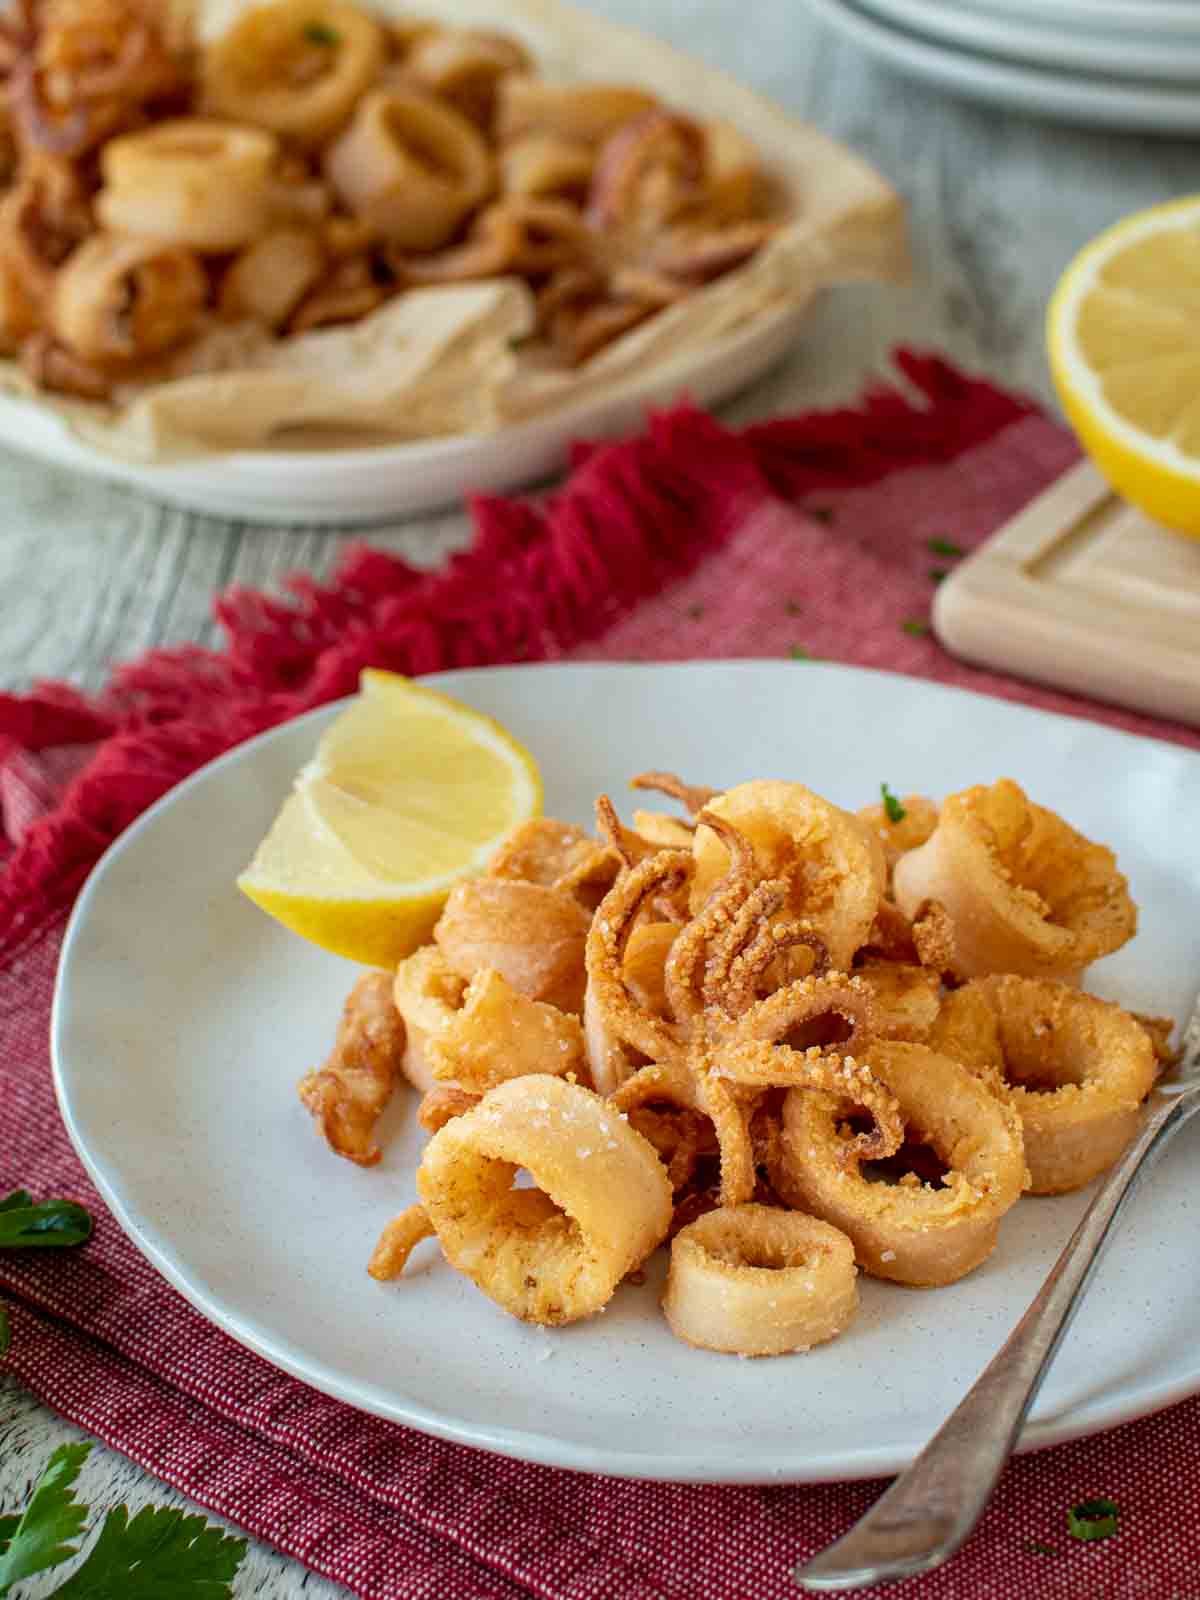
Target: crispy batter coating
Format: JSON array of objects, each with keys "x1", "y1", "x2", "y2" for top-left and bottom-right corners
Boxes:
[
  {"x1": 297, "y1": 971, "x2": 405, "y2": 1166},
  {"x1": 975, "y1": 974, "x2": 1157, "y2": 1194},
  {"x1": 893, "y1": 780, "x2": 1137, "y2": 982},
  {"x1": 428, "y1": 966, "x2": 585, "y2": 1091},
  {"x1": 368, "y1": 1203, "x2": 436, "y2": 1280},
  {"x1": 434, "y1": 876, "x2": 592, "y2": 1014}
]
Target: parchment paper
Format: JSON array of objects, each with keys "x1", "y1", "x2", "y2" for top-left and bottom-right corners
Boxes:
[{"x1": 0, "y1": 0, "x2": 908, "y2": 461}]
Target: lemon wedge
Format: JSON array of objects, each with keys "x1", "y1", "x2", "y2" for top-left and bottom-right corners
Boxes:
[
  {"x1": 1047, "y1": 195, "x2": 1200, "y2": 539},
  {"x1": 237, "y1": 670, "x2": 543, "y2": 967}
]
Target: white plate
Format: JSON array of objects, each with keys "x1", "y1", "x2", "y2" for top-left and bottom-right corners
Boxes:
[
  {"x1": 52, "y1": 662, "x2": 1200, "y2": 1483},
  {"x1": 859, "y1": 0, "x2": 1200, "y2": 80},
  {"x1": 806, "y1": 0, "x2": 1200, "y2": 133},
  {"x1": 955, "y1": 0, "x2": 1200, "y2": 33},
  {"x1": 0, "y1": 305, "x2": 805, "y2": 527}
]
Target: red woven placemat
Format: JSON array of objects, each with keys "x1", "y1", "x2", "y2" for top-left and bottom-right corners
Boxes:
[{"x1": 3, "y1": 353, "x2": 1198, "y2": 1600}]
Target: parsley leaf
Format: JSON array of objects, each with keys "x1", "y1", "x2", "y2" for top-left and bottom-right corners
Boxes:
[
  {"x1": 928, "y1": 567, "x2": 948, "y2": 584},
  {"x1": 0, "y1": 1195, "x2": 93, "y2": 1249},
  {"x1": 0, "y1": 1442, "x2": 92, "y2": 1596},
  {"x1": 50, "y1": 1505, "x2": 247, "y2": 1598},
  {"x1": 1024, "y1": 1539, "x2": 1057, "y2": 1556},
  {"x1": 302, "y1": 19, "x2": 338, "y2": 43},
  {"x1": 901, "y1": 618, "x2": 930, "y2": 637},
  {"x1": 1067, "y1": 1498, "x2": 1119, "y2": 1542},
  {"x1": 789, "y1": 645, "x2": 812, "y2": 660},
  {"x1": 927, "y1": 537, "x2": 964, "y2": 557},
  {"x1": 880, "y1": 783, "x2": 906, "y2": 824}
]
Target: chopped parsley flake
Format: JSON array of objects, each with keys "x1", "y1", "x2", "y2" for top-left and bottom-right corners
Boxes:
[
  {"x1": 789, "y1": 645, "x2": 813, "y2": 660},
  {"x1": 880, "y1": 783, "x2": 906, "y2": 824},
  {"x1": 901, "y1": 618, "x2": 930, "y2": 637},
  {"x1": 927, "y1": 537, "x2": 964, "y2": 557},
  {"x1": 1067, "y1": 1498, "x2": 1119, "y2": 1542},
  {"x1": 928, "y1": 567, "x2": 948, "y2": 584},
  {"x1": 303, "y1": 20, "x2": 339, "y2": 44}
]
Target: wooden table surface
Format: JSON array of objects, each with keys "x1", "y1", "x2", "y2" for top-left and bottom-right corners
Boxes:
[{"x1": 2, "y1": 3, "x2": 1195, "y2": 1593}]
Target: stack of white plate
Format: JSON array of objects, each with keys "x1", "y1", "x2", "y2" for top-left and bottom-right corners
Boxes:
[{"x1": 805, "y1": 0, "x2": 1200, "y2": 133}]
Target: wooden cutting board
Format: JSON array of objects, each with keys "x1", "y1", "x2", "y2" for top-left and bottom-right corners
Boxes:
[{"x1": 934, "y1": 460, "x2": 1200, "y2": 728}]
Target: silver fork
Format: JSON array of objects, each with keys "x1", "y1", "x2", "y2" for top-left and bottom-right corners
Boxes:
[{"x1": 795, "y1": 988, "x2": 1200, "y2": 1594}]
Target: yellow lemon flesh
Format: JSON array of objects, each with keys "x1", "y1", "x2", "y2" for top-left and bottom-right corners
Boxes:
[
  {"x1": 237, "y1": 670, "x2": 543, "y2": 967},
  {"x1": 1047, "y1": 195, "x2": 1200, "y2": 540}
]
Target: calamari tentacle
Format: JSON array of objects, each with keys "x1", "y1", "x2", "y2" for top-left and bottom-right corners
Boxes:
[
  {"x1": 699, "y1": 877, "x2": 787, "y2": 1016},
  {"x1": 730, "y1": 972, "x2": 877, "y2": 1057},
  {"x1": 630, "y1": 769, "x2": 719, "y2": 817},
  {"x1": 713, "y1": 1038, "x2": 904, "y2": 1162},
  {"x1": 663, "y1": 809, "x2": 760, "y2": 1031},
  {"x1": 585, "y1": 847, "x2": 691, "y2": 1063},
  {"x1": 716, "y1": 918, "x2": 831, "y2": 1020},
  {"x1": 611, "y1": 1057, "x2": 756, "y2": 1207}
]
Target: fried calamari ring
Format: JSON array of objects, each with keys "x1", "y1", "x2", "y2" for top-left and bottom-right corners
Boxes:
[
  {"x1": 691, "y1": 781, "x2": 886, "y2": 972},
  {"x1": 771, "y1": 1041, "x2": 1027, "y2": 1286},
  {"x1": 499, "y1": 132, "x2": 593, "y2": 203},
  {"x1": 202, "y1": 0, "x2": 386, "y2": 147},
  {"x1": 416, "y1": 1075, "x2": 672, "y2": 1324},
  {"x1": 96, "y1": 119, "x2": 281, "y2": 252},
  {"x1": 392, "y1": 944, "x2": 466, "y2": 1093},
  {"x1": 434, "y1": 877, "x2": 592, "y2": 1014},
  {"x1": 495, "y1": 78, "x2": 659, "y2": 147},
  {"x1": 428, "y1": 966, "x2": 585, "y2": 1092},
  {"x1": 324, "y1": 86, "x2": 492, "y2": 250},
  {"x1": 926, "y1": 982, "x2": 1008, "y2": 1100},
  {"x1": 220, "y1": 227, "x2": 326, "y2": 329},
  {"x1": 892, "y1": 780, "x2": 1137, "y2": 982},
  {"x1": 975, "y1": 975, "x2": 1157, "y2": 1194},
  {"x1": 857, "y1": 794, "x2": 939, "y2": 879},
  {"x1": 852, "y1": 960, "x2": 941, "y2": 1042},
  {"x1": 297, "y1": 971, "x2": 405, "y2": 1166},
  {"x1": 403, "y1": 26, "x2": 531, "y2": 126},
  {"x1": 368, "y1": 1203, "x2": 436, "y2": 1280},
  {"x1": 417, "y1": 1084, "x2": 480, "y2": 1132},
  {"x1": 52, "y1": 232, "x2": 207, "y2": 365},
  {"x1": 663, "y1": 1203, "x2": 858, "y2": 1356},
  {"x1": 487, "y1": 817, "x2": 601, "y2": 889}
]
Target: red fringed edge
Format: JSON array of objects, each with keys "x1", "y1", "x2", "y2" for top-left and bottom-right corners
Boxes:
[{"x1": 0, "y1": 351, "x2": 1035, "y2": 958}]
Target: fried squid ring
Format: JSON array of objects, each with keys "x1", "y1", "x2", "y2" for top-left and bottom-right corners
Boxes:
[
  {"x1": 399, "y1": 198, "x2": 592, "y2": 284},
  {"x1": 975, "y1": 975, "x2": 1157, "y2": 1194},
  {"x1": 586, "y1": 109, "x2": 705, "y2": 230},
  {"x1": 487, "y1": 817, "x2": 599, "y2": 888},
  {"x1": 96, "y1": 119, "x2": 280, "y2": 252},
  {"x1": 892, "y1": 780, "x2": 1137, "y2": 982},
  {"x1": 691, "y1": 781, "x2": 887, "y2": 973},
  {"x1": 771, "y1": 1041, "x2": 1027, "y2": 1286},
  {"x1": 404, "y1": 26, "x2": 531, "y2": 126},
  {"x1": 852, "y1": 960, "x2": 941, "y2": 1042},
  {"x1": 220, "y1": 227, "x2": 326, "y2": 329},
  {"x1": 427, "y1": 966, "x2": 585, "y2": 1092},
  {"x1": 857, "y1": 793, "x2": 939, "y2": 880},
  {"x1": 202, "y1": 0, "x2": 385, "y2": 148},
  {"x1": 499, "y1": 132, "x2": 594, "y2": 203},
  {"x1": 495, "y1": 78, "x2": 659, "y2": 147},
  {"x1": 416, "y1": 1075, "x2": 672, "y2": 1325},
  {"x1": 435, "y1": 877, "x2": 592, "y2": 1015},
  {"x1": 297, "y1": 971, "x2": 406, "y2": 1166},
  {"x1": 663, "y1": 1204, "x2": 858, "y2": 1356},
  {"x1": 392, "y1": 944, "x2": 466, "y2": 1093},
  {"x1": 324, "y1": 87, "x2": 492, "y2": 251},
  {"x1": 925, "y1": 982, "x2": 1008, "y2": 1101},
  {"x1": 725, "y1": 972, "x2": 876, "y2": 1059},
  {"x1": 417, "y1": 1084, "x2": 480, "y2": 1132},
  {"x1": 52, "y1": 233, "x2": 207, "y2": 366}
]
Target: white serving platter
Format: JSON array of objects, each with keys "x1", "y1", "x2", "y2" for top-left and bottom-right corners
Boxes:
[
  {"x1": 805, "y1": 0, "x2": 1200, "y2": 132},
  {"x1": 0, "y1": 304, "x2": 806, "y2": 526},
  {"x1": 52, "y1": 661, "x2": 1200, "y2": 1483}
]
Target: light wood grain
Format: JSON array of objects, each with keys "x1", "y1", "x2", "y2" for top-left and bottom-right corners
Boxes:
[{"x1": 3, "y1": 5, "x2": 1196, "y2": 1593}]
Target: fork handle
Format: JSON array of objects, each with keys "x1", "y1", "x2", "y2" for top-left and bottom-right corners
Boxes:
[{"x1": 795, "y1": 1086, "x2": 1200, "y2": 1594}]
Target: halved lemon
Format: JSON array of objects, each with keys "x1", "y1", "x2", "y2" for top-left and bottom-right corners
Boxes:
[
  {"x1": 238, "y1": 670, "x2": 542, "y2": 967},
  {"x1": 1047, "y1": 195, "x2": 1200, "y2": 539}
]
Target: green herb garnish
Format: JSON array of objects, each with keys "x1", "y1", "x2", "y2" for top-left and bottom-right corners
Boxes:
[
  {"x1": 302, "y1": 20, "x2": 339, "y2": 44},
  {"x1": 1024, "y1": 1539, "x2": 1057, "y2": 1556},
  {"x1": 0, "y1": 1445, "x2": 246, "y2": 1598},
  {"x1": 880, "y1": 782, "x2": 906, "y2": 824},
  {"x1": 0, "y1": 1192, "x2": 92, "y2": 1249},
  {"x1": 901, "y1": 619, "x2": 930, "y2": 637},
  {"x1": 789, "y1": 645, "x2": 813, "y2": 660},
  {"x1": 1067, "y1": 1498, "x2": 1119, "y2": 1542},
  {"x1": 928, "y1": 567, "x2": 948, "y2": 584},
  {"x1": 927, "y1": 537, "x2": 964, "y2": 557}
]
